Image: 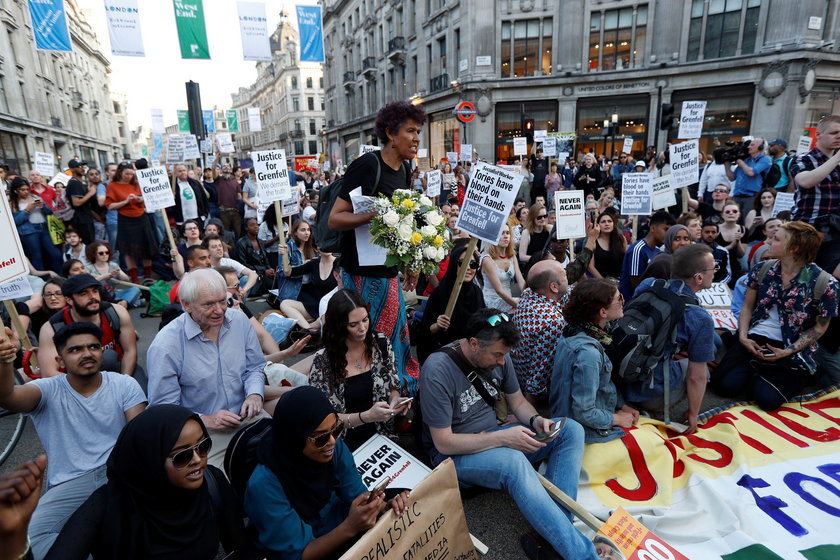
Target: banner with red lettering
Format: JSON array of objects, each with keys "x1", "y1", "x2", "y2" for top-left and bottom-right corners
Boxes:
[{"x1": 577, "y1": 388, "x2": 840, "y2": 559}]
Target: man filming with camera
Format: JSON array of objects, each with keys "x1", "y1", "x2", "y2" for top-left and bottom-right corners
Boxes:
[{"x1": 725, "y1": 137, "x2": 772, "y2": 216}]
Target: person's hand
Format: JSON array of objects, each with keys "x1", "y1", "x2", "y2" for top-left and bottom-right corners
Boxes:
[
  {"x1": 278, "y1": 245, "x2": 288, "y2": 256},
  {"x1": 386, "y1": 490, "x2": 411, "y2": 516},
  {"x1": 0, "y1": 329, "x2": 16, "y2": 363},
  {"x1": 761, "y1": 344, "x2": 793, "y2": 362},
  {"x1": 201, "y1": 410, "x2": 242, "y2": 430},
  {"x1": 739, "y1": 335, "x2": 765, "y2": 359},
  {"x1": 732, "y1": 230, "x2": 743, "y2": 242},
  {"x1": 365, "y1": 401, "x2": 394, "y2": 423},
  {"x1": 620, "y1": 405, "x2": 640, "y2": 423},
  {"x1": 435, "y1": 314, "x2": 451, "y2": 331},
  {"x1": 684, "y1": 414, "x2": 700, "y2": 435},
  {"x1": 273, "y1": 335, "x2": 311, "y2": 363},
  {"x1": 87, "y1": 185, "x2": 97, "y2": 194},
  {"x1": 240, "y1": 394, "x2": 263, "y2": 420},
  {"x1": 238, "y1": 287, "x2": 247, "y2": 301},
  {"x1": 752, "y1": 216, "x2": 764, "y2": 228},
  {"x1": 25, "y1": 200, "x2": 38, "y2": 212},
  {"x1": 265, "y1": 268, "x2": 275, "y2": 277},
  {"x1": 0, "y1": 454, "x2": 47, "y2": 539},
  {"x1": 344, "y1": 492, "x2": 382, "y2": 535},
  {"x1": 614, "y1": 410, "x2": 636, "y2": 428},
  {"x1": 401, "y1": 272, "x2": 419, "y2": 292},
  {"x1": 389, "y1": 395, "x2": 411, "y2": 416},
  {"x1": 495, "y1": 425, "x2": 545, "y2": 453}
]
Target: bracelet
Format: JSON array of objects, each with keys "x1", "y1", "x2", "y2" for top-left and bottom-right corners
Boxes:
[
  {"x1": 359, "y1": 411, "x2": 366, "y2": 425},
  {"x1": 529, "y1": 414, "x2": 540, "y2": 429},
  {"x1": 13, "y1": 536, "x2": 30, "y2": 560}
]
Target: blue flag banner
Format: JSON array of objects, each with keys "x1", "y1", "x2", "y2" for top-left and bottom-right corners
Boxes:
[
  {"x1": 28, "y1": 0, "x2": 72, "y2": 52},
  {"x1": 296, "y1": 5, "x2": 324, "y2": 63},
  {"x1": 202, "y1": 110, "x2": 216, "y2": 133}
]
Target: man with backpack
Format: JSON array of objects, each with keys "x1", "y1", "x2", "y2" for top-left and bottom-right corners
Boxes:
[
  {"x1": 766, "y1": 138, "x2": 792, "y2": 192},
  {"x1": 615, "y1": 244, "x2": 716, "y2": 433}
]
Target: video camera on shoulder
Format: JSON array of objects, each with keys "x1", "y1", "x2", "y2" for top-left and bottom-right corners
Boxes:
[{"x1": 721, "y1": 140, "x2": 750, "y2": 163}]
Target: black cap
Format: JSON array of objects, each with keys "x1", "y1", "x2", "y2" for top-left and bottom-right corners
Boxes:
[
  {"x1": 67, "y1": 159, "x2": 86, "y2": 169},
  {"x1": 61, "y1": 273, "x2": 101, "y2": 296}
]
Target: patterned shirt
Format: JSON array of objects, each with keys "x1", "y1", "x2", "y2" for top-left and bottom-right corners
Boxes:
[
  {"x1": 790, "y1": 147, "x2": 840, "y2": 223},
  {"x1": 510, "y1": 288, "x2": 567, "y2": 397},
  {"x1": 746, "y1": 261, "x2": 840, "y2": 372}
]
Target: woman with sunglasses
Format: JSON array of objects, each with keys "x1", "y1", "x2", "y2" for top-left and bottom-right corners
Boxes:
[
  {"x1": 417, "y1": 246, "x2": 485, "y2": 364},
  {"x1": 46, "y1": 404, "x2": 258, "y2": 559},
  {"x1": 481, "y1": 224, "x2": 525, "y2": 313},
  {"x1": 518, "y1": 203, "x2": 550, "y2": 266},
  {"x1": 308, "y1": 289, "x2": 406, "y2": 451},
  {"x1": 84, "y1": 241, "x2": 142, "y2": 308},
  {"x1": 246, "y1": 386, "x2": 410, "y2": 559},
  {"x1": 717, "y1": 201, "x2": 746, "y2": 287}
]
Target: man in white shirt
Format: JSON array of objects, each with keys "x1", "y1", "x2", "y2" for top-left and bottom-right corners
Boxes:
[{"x1": 202, "y1": 234, "x2": 259, "y2": 297}]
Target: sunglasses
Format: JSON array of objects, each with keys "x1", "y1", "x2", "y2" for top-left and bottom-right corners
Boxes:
[
  {"x1": 713, "y1": 188, "x2": 729, "y2": 193},
  {"x1": 97, "y1": 251, "x2": 110, "y2": 255},
  {"x1": 486, "y1": 313, "x2": 510, "y2": 327},
  {"x1": 723, "y1": 209, "x2": 739, "y2": 214},
  {"x1": 536, "y1": 214, "x2": 547, "y2": 220},
  {"x1": 458, "y1": 258, "x2": 479, "y2": 270},
  {"x1": 308, "y1": 420, "x2": 345, "y2": 448},
  {"x1": 168, "y1": 437, "x2": 212, "y2": 470}
]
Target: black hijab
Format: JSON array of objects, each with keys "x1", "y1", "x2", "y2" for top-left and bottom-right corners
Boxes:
[
  {"x1": 258, "y1": 386, "x2": 340, "y2": 522},
  {"x1": 99, "y1": 404, "x2": 217, "y2": 560}
]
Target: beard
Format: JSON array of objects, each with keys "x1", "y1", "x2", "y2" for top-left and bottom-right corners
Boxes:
[{"x1": 72, "y1": 298, "x2": 100, "y2": 318}]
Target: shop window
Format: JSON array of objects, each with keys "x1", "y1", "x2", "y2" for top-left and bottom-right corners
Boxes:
[
  {"x1": 576, "y1": 99, "x2": 649, "y2": 159},
  {"x1": 687, "y1": 0, "x2": 761, "y2": 62},
  {"x1": 501, "y1": 18, "x2": 551, "y2": 78},
  {"x1": 589, "y1": 6, "x2": 647, "y2": 72},
  {"x1": 669, "y1": 87, "x2": 753, "y2": 155},
  {"x1": 495, "y1": 101, "x2": 557, "y2": 162}
]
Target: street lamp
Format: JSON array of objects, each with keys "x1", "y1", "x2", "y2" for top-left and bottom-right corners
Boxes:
[{"x1": 610, "y1": 112, "x2": 619, "y2": 157}]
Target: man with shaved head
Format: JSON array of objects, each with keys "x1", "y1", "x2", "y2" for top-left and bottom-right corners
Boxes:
[
  {"x1": 171, "y1": 163, "x2": 210, "y2": 226},
  {"x1": 510, "y1": 259, "x2": 569, "y2": 404}
]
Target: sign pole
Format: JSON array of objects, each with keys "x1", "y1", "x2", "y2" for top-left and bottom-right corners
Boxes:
[
  {"x1": 444, "y1": 237, "x2": 478, "y2": 318},
  {"x1": 275, "y1": 200, "x2": 290, "y2": 274},
  {"x1": 682, "y1": 186, "x2": 689, "y2": 214},
  {"x1": 160, "y1": 208, "x2": 177, "y2": 251},
  {"x1": 631, "y1": 216, "x2": 639, "y2": 244},
  {"x1": 2, "y1": 300, "x2": 37, "y2": 368}
]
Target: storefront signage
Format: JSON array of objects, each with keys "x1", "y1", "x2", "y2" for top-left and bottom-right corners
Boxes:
[
  {"x1": 454, "y1": 101, "x2": 476, "y2": 123},
  {"x1": 575, "y1": 81, "x2": 653, "y2": 95},
  {"x1": 456, "y1": 162, "x2": 519, "y2": 245},
  {"x1": 475, "y1": 55, "x2": 491, "y2": 66}
]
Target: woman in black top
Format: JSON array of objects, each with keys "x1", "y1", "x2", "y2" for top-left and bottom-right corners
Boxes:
[
  {"x1": 518, "y1": 203, "x2": 550, "y2": 265},
  {"x1": 588, "y1": 210, "x2": 626, "y2": 280},
  {"x1": 573, "y1": 154, "x2": 604, "y2": 199},
  {"x1": 280, "y1": 251, "x2": 338, "y2": 329}
]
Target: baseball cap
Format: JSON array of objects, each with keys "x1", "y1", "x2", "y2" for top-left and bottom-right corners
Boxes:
[
  {"x1": 67, "y1": 159, "x2": 87, "y2": 169},
  {"x1": 62, "y1": 273, "x2": 101, "y2": 296},
  {"x1": 768, "y1": 138, "x2": 788, "y2": 148},
  {"x1": 634, "y1": 161, "x2": 646, "y2": 169}
]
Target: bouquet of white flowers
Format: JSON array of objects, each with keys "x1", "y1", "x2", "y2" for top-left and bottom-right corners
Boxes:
[{"x1": 369, "y1": 189, "x2": 452, "y2": 275}]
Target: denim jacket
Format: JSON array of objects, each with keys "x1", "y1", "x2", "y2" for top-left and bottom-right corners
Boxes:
[
  {"x1": 550, "y1": 331, "x2": 624, "y2": 443},
  {"x1": 13, "y1": 206, "x2": 53, "y2": 236},
  {"x1": 274, "y1": 239, "x2": 304, "y2": 301}
]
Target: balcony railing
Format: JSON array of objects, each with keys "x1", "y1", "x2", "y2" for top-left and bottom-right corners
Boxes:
[
  {"x1": 290, "y1": 128, "x2": 306, "y2": 138},
  {"x1": 343, "y1": 71, "x2": 356, "y2": 84},
  {"x1": 387, "y1": 36, "x2": 405, "y2": 54},
  {"x1": 429, "y1": 73, "x2": 450, "y2": 93}
]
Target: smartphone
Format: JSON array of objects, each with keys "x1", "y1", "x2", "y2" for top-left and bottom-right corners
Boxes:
[
  {"x1": 760, "y1": 348, "x2": 776, "y2": 358},
  {"x1": 532, "y1": 418, "x2": 566, "y2": 441},
  {"x1": 396, "y1": 397, "x2": 414, "y2": 408},
  {"x1": 366, "y1": 478, "x2": 392, "y2": 503},
  {"x1": 589, "y1": 210, "x2": 597, "y2": 223}
]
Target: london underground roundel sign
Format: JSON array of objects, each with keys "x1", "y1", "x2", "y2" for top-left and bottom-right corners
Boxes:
[{"x1": 454, "y1": 101, "x2": 477, "y2": 123}]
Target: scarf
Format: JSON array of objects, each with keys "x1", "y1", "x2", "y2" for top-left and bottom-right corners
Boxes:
[{"x1": 562, "y1": 322, "x2": 613, "y2": 346}]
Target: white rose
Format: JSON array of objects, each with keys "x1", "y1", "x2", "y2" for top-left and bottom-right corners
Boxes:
[
  {"x1": 425, "y1": 211, "x2": 443, "y2": 226},
  {"x1": 382, "y1": 210, "x2": 400, "y2": 227},
  {"x1": 436, "y1": 247, "x2": 446, "y2": 261},
  {"x1": 423, "y1": 246, "x2": 438, "y2": 260},
  {"x1": 421, "y1": 225, "x2": 436, "y2": 236},
  {"x1": 397, "y1": 223, "x2": 413, "y2": 241},
  {"x1": 419, "y1": 195, "x2": 433, "y2": 207}
]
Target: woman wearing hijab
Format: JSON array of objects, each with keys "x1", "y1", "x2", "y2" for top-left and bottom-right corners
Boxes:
[
  {"x1": 46, "y1": 404, "x2": 257, "y2": 560},
  {"x1": 245, "y1": 386, "x2": 409, "y2": 559},
  {"x1": 416, "y1": 245, "x2": 485, "y2": 364},
  {"x1": 642, "y1": 224, "x2": 692, "y2": 281}
]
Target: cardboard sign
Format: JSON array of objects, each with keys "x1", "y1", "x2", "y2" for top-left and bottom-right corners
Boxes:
[
  {"x1": 183, "y1": 135, "x2": 201, "y2": 160},
  {"x1": 339, "y1": 459, "x2": 475, "y2": 560},
  {"x1": 553, "y1": 190, "x2": 586, "y2": 239},
  {"x1": 669, "y1": 140, "x2": 699, "y2": 189},
  {"x1": 359, "y1": 144, "x2": 380, "y2": 157},
  {"x1": 596, "y1": 507, "x2": 690, "y2": 560},
  {"x1": 166, "y1": 134, "x2": 185, "y2": 164},
  {"x1": 678, "y1": 101, "x2": 707, "y2": 140},
  {"x1": 534, "y1": 129, "x2": 548, "y2": 142},
  {"x1": 281, "y1": 186, "x2": 301, "y2": 217},
  {"x1": 352, "y1": 434, "x2": 432, "y2": 490},
  {"x1": 216, "y1": 133, "x2": 234, "y2": 154},
  {"x1": 445, "y1": 151, "x2": 459, "y2": 164},
  {"x1": 252, "y1": 150, "x2": 292, "y2": 202},
  {"x1": 513, "y1": 137, "x2": 528, "y2": 157},
  {"x1": 622, "y1": 137, "x2": 634, "y2": 155},
  {"x1": 542, "y1": 137, "x2": 557, "y2": 157},
  {"x1": 796, "y1": 135, "x2": 813, "y2": 155},
  {"x1": 696, "y1": 282, "x2": 736, "y2": 331},
  {"x1": 136, "y1": 166, "x2": 175, "y2": 212},
  {"x1": 620, "y1": 173, "x2": 653, "y2": 215},
  {"x1": 459, "y1": 143, "x2": 473, "y2": 163},
  {"x1": 34, "y1": 152, "x2": 55, "y2": 177},
  {"x1": 772, "y1": 192, "x2": 795, "y2": 217},
  {"x1": 0, "y1": 275, "x2": 33, "y2": 300},
  {"x1": 651, "y1": 175, "x2": 676, "y2": 211},
  {"x1": 426, "y1": 169, "x2": 442, "y2": 197},
  {"x1": 150, "y1": 108, "x2": 165, "y2": 133},
  {"x1": 456, "y1": 162, "x2": 518, "y2": 244}
]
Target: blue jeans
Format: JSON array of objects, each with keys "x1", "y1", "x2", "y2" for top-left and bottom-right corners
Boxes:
[
  {"x1": 19, "y1": 225, "x2": 63, "y2": 274},
  {"x1": 437, "y1": 419, "x2": 597, "y2": 559}
]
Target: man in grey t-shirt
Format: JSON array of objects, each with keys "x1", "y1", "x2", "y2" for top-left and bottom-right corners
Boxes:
[
  {"x1": 0, "y1": 322, "x2": 146, "y2": 558},
  {"x1": 420, "y1": 308, "x2": 598, "y2": 559}
]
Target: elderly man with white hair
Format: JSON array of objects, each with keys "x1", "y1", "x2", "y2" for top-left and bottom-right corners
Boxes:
[{"x1": 147, "y1": 267, "x2": 267, "y2": 467}]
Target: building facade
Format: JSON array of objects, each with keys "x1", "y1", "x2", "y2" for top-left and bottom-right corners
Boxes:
[
  {"x1": 231, "y1": 11, "x2": 326, "y2": 166},
  {"x1": 0, "y1": 0, "x2": 129, "y2": 174},
  {"x1": 322, "y1": 0, "x2": 840, "y2": 165}
]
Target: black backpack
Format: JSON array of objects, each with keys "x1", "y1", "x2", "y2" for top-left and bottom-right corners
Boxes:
[
  {"x1": 762, "y1": 155, "x2": 790, "y2": 190},
  {"x1": 223, "y1": 417, "x2": 273, "y2": 502}
]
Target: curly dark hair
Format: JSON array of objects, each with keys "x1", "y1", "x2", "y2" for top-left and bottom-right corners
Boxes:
[
  {"x1": 322, "y1": 289, "x2": 375, "y2": 387},
  {"x1": 564, "y1": 278, "x2": 617, "y2": 326},
  {"x1": 374, "y1": 100, "x2": 427, "y2": 145}
]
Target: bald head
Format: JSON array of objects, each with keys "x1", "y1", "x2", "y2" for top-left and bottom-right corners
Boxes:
[
  {"x1": 527, "y1": 259, "x2": 567, "y2": 300},
  {"x1": 175, "y1": 164, "x2": 189, "y2": 181}
]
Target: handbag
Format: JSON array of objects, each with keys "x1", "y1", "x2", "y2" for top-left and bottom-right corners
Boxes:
[{"x1": 440, "y1": 346, "x2": 508, "y2": 424}]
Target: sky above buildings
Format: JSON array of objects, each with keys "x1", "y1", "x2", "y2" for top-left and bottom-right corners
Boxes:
[{"x1": 77, "y1": 0, "x2": 316, "y2": 131}]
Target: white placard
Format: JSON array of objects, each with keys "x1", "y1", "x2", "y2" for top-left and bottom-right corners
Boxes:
[
  {"x1": 772, "y1": 192, "x2": 796, "y2": 217},
  {"x1": 445, "y1": 151, "x2": 458, "y2": 164},
  {"x1": 459, "y1": 144, "x2": 472, "y2": 163},
  {"x1": 150, "y1": 108, "x2": 165, "y2": 134},
  {"x1": 199, "y1": 139, "x2": 212, "y2": 154},
  {"x1": 183, "y1": 135, "x2": 200, "y2": 160},
  {"x1": 166, "y1": 134, "x2": 185, "y2": 163},
  {"x1": 796, "y1": 135, "x2": 813, "y2": 155},
  {"x1": 151, "y1": 159, "x2": 161, "y2": 168},
  {"x1": 359, "y1": 144, "x2": 380, "y2": 157},
  {"x1": 353, "y1": 434, "x2": 431, "y2": 490},
  {"x1": 281, "y1": 186, "x2": 301, "y2": 217},
  {"x1": 136, "y1": 166, "x2": 175, "y2": 212},
  {"x1": 426, "y1": 169, "x2": 442, "y2": 197},
  {"x1": 622, "y1": 137, "x2": 634, "y2": 155},
  {"x1": 553, "y1": 190, "x2": 586, "y2": 240},
  {"x1": 247, "y1": 107, "x2": 262, "y2": 132},
  {"x1": 542, "y1": 137, "x2": 556, "y2": 157},
  {"x1": 416, "y1": 148, "x2": 428, "y2": 158},
  {"x1": 253, "y1": 149, "x2": 292, "y2": 202},
  {"x1": 696, "y1": 282, "x2": 733, "y2": 309},
  {"x1": 0, "y1": 275, "x2": 33, "y2": 300},
  {"x1": 216, "y1": 132, "x2": 235, "y2": 154},
  {"x1": 350, "y1": 187, "x2": 388, "y2": 266},
  {"x1": 557, "y1": 151, "x2": 570, "y2": 162},
  {"x1": 475, "y1": 55, "x2": 491, "y2": 66},
  {"x1": 34, "y1": 152, "x2": 55, "y2": 177},
  {"x1": 513, "y1": 137, "x2": 527, "y2": 157},
  {"x1": 669, "y1": 139, "x2": 699, "y2": 189},
  {"x1": 455, "y1": 162, "x2": 519, "y2": 245},
  {"x1": 678, "y1": 101, "x2": 707, "y2": 139},
  {"x1": 652, "y1": 175, "x2": 677, "y2": 211},
  {"x1": 534, "y1": 130, "x2": 548, "y2": 143},
  {"x1": 808, "y1": 16, "x2": 822, "y2": 30},
  {"x1": 620, "y1": 173, "x2": 653, "y2": 215},
  {"x1": 237, "y1": 1, "x2": 271, "y2": 62}
]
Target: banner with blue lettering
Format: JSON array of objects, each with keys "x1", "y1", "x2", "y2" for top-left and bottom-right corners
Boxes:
[
  {"x1": 202, "y1": 110, "x2": 215, "y2": 133},
  {"x1": 295, "y1": 5, "x2": 324, "y2": 63},
  {"x1": 28, "y1": 0, "x2": 73, "y2": 52}
]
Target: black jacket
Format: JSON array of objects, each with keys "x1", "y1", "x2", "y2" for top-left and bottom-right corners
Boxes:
[{"x1": 171, "y1": 177, "x2": 209, "y2": 224}]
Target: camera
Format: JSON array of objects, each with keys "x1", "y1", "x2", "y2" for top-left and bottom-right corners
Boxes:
[{"x1": 721, "y1": 140, "x2": 750, "y2": 163}]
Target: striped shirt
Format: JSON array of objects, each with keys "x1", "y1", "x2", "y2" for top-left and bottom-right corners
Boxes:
[{"x1": 790, "y1": 147, "x2": 840, "y2": 223}]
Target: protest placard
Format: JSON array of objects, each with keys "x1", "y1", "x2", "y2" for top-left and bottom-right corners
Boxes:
[
  {"x1": 281, "y1": 186, "x2": 301, "y2": 217},
  {"x1": 534, "y1": 129, "x2": 548, "y2": 142},
  {"x1": 353, "y1": 434, "x2": 432, "y2": 490},
  {"x1": 150, "y1": 108, "x2": 165, "y2": 133},
  {"x1": 460, "y1": 143, "x2": 473, "y2": 162},
  {"x1": 34, "y1": 152, "x2": 55, "y2": 177},
  {"x1": 513, "y1": 137, "x2": 527, "y2": 156},
  {"x1": 359, "y1": 145, "x2": 380, "y2": 157},
  {"x1": 166, "y1": 134, "x2": 185, "y2": 164},
  {"x1": 796, "y1": 135, "x2": 813, "y2": 155},
  {"x1": 772, "y1": 192, "x2": 795, "y2": 217},
  {"x1": 678, "y1": 101, "x2": 707, "y2": 139},
  {"x1": 199, "y1": 139, "x2": 212, "y2": 154},
  {"x1": 426, "y1": 169, "x2": 442, "y2": 197},
  {"x1": 696, "y1": 282, "x2": 736, "y2": 331},
  {"x1": 620, "y1": 173, "x2": 653, "y2": 215},
  {"x1": 622, "y1": 137, "x2": 634, "y2": 155},
  {"x1": 252, "y1": 150, "x2": 292, "y2": 202},
  {"x1": 0, "y1": 199, "x2": 32, "y2": 286},
  {"x1": 0, "y1": 275, "x2": 33, "y2": 301},
  {"x1": 456, "y1": 162, "x2": 518, "y2": 244},
  {"x1": 445, "y1": 151, "x2": 458, "y2": 164},
  {"x1": 558, "y1": 151, "x2": 570, "y2": 163},
  {"x1": 216, "y1": 133, "x2": 234, "y2": 154},
  {"x1": 183, "y1": 135, "x2": 200, "y2": 160},
  {"x1": 669, "y1": 139, "x2": 699, "y2": 189},
  {"x1": 549, "y1": 132, "x2": 576, "y2": 155},
  {"x1": 416, "y1": 157, "x2": 431, "y2": 171},
  {"x1": 542, "y1": 137, "x2": 557, "y2": 157},
  {"x1": 553, "y1": 190, "x2": 586, "y2": 239},
  {"x1": 595, "y1": 507, "x2": 690, "y2": 560},
  {"x1": 652, "y1": 175, "x2": 676, "y2": 211},
  {"x1": 136, "y1": 167, "x2": 175, "y2": 212}
]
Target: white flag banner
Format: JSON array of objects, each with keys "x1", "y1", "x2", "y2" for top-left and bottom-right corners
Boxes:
[
  {"x1": 103, "y1": 0, "x2": 144, "y2": 57},
  {"x1": 150, "y1": 108, "x2": 165, "y2": 134},
  {"x1": 237, "y1": 2, "x2": 271, "y2": 62},
  {"x1": 247, "y1": 107, "x2": 262, "y2": 132}
]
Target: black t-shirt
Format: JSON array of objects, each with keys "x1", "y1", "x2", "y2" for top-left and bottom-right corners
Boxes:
[
  {"x1": 338, "y1": 151, "x2": 410, "y2": 278},
  {"x1": 531, "y1": 156, "x2": 548, "y2": 188},
  {"x1": 695, "y1": 201, "x2": 723, "y2": 222},
  {"x1": 67, "y1": 177, "x2": 93, "y2": 223}
]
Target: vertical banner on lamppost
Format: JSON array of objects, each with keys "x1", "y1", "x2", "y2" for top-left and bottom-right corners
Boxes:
[
  {"x1": 226, "y1": 110, "x2": 240, "y2": 132},
  {"x1": 151, "y1": 109, "x2": 165, "y2": 134},
  {"x1": 28, "y1": 0, "x2": 72, "y2": 52},
  {"x1": 237, "y1": 2, "x2": 271, "y2": 62},
  {"x1": 177, "y1": 110, "x2": 190, "y2": 132},
  {"x1": 247, "y1": 107, "x2": 262, "y2": 132},
  {"x1": 296, "y1": 5, "x2": 325, "y2": 62},
  {"x1": 202, "y1": 110, "x2": 216, "y2": 133},
  {"x1": 173, "y1": 0, "x2": 210, "y2": 59},
  {"x1": 104, "y1": 0, "x2": 144, "y2": 57}
]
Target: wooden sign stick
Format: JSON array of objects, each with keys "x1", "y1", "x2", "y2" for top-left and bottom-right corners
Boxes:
[
  {"x1": 275, "y1": 200, "x2": 291, "y2": 274},
  {"x1": 444, "y1": 237, "x2": 478, "y2": 318},
  {"x1": 3, "y1": 300, "x2": 37, "y2": 369}
]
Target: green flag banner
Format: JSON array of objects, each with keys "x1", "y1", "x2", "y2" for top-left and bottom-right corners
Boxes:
[
  {"x1": 226, "y1": 110, "x2": 239, "y2": 132},
  {"x1": 173, "y1": 1, "x2": 210, "y2": 59},
  {"x1": 177, "y1": 110, "x2": 190, "y2": 132}
]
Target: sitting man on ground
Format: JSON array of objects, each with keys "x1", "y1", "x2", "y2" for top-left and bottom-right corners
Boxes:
[
  {"x1": 0, "y1": 322, "x2": 146, "y2": 558},
  {"x1": 203, "y1": 234, "x2": 259, "y2": 298},
  {"x1": 420, "y1": 308, "x2": 598, "y2": 559}
]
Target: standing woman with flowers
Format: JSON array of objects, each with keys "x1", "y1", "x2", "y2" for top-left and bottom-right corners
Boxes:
[{"x1": 328, "y1": 100, "x2": 427, "y2": 395}]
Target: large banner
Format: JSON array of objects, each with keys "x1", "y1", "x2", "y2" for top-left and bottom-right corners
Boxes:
[
  {"x1": 173, "y1": 0, "x2": 210, "y2": 59},
  {"x1": 296, "y1": 5, "x2": 325, "y2": 62},
  {"x1": 104, "y1": 0, "x2": 144, "y2": 57},
  {"x1": 577, "y1": 388, "x2": 840, "y2": 559},
  {"x1": 247, "y1": 107, "x2": 262, "y2": 132},
  {"x1": 237, "y1": 1, "x2": 271, "y2": 62},
  {"x1": 28, "y1": 0, "x2": 72, "y2": 52}
]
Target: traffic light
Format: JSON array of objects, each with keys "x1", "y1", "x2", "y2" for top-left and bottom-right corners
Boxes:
[
  {"x1": 660, "y1": 103, "x2": 675, "y2": 130},
  {"x1": 185, "y1": 81, "x2": 204, "y2": 138},
  {"x1": 523, "y1": 117, "x2": 535, "y2": 140}
]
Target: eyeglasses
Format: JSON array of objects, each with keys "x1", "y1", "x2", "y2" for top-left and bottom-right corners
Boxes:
[
  {"x1": 612, "y1": 292, "x2": 625, "y2": 306},
  {"x1": 723, "y1": 209, "x2": 739, "y2": 214},
  {"x1": 44, "y1": 291, "x2": 63, "y2": 298},
  {"x1": 97, "y1": 251, "x2": 110, "y2": 256},
  {"x1": 486, "y1": 313, "x2": 510, "y2": 327},
  {"x1": 700, "y1": 264, "x2": 721, "y2": 274},
  {"x1": 713, "y1": 188, "x2": 729, "y2": 193},
  {"x1": 65, "y1": 343, "x2": 102, "y2": 354},
  {"x1": 308, "y1": 420, "x2": 345, "y2": 448},
  {"x1": 168, "y1": 437, "x2": 212, "y2": 469},
  {"x1": 536, "y1": 214, "x2": 547, "y2": 220}
]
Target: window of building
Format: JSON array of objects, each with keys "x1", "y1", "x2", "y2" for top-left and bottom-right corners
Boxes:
[
  {"x1": 308, "y1": 140, "x2": 318, "y2": 155},
  {"x1": 294, "y1": 119, "x2": 302, "y2": 132},
  {"x1": 687, "y1": 0, "x2": 761, "y2": 61},
  {"x1": 438, "y1": 36, "x2": 447, "y2": 73},
  {"x1": 306, "y1": 77, "x2": 313, "y2": 88},
  {"x1": 576, "y1": 96, "x2": 649, "y2": 158},
  {"x1": 320, "y1": 77, "x2": 324, "y2": 88},
  {"x1": 589, "y1": 6, "x2": 647, "y2": 71},
  {"x1": 292, "y1": 97, "x2": 300, "y2": 111},
  {"x1": 669, "y1": 86, "x2": 753, "y2": 155},
  {"x1": 294, "y1": 140, "x2": 304, "y2": 154},
  {"x1": 291, "y1": 76, "x2": 298, "y2": 89},
  {"x1": 321, "y1": 97, "x2": 325, "y2": 110},
  {"x1": 455, "y1": 28, "x2": 460, "y2": 69},
  {"x1": 309, "y1": 119, "x2": 316, "y2": 135},
  {"x1": 307, "y1": 96, "x2": 315, "y2": 111},
  {"x1": 495, "y1": 101, "x2": 557, "y2": 162},
  {"x1": 806, "y1": 86, "x2": 840, "y2": 128},
  {"x1": 0, "y1": 76, "x2": 7, "y2": 112},
  {"x1": 501, "y1": 18, "x2": 552, "y2": 78}
]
